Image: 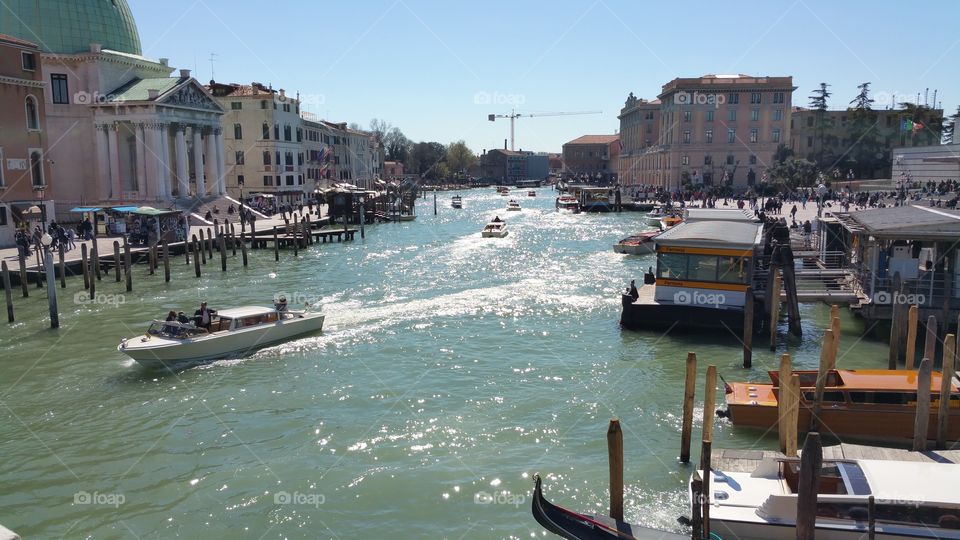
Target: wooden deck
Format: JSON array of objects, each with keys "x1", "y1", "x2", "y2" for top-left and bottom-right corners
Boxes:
[{"x1": 711, "y1": 443, "x2": 960, "y2": 472}]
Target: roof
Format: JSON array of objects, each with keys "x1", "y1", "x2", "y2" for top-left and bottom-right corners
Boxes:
[
  {"x1": 565, "y1": 135, "x2": 619, "y2": 145},
  {"x1": 107, "y1": 77, "x2": 184, "y2": 102},
  {"x1": 0, "y1": 33, "x2": 38, "y2": 49},
  {"x1": 838, "y1": 205, "x2": 960, "y2": 239},
  {"x1": 655, "y1": 221, "x2": 763, "y2": 250},
  {"x1": 0, "y1": 0, "x2": 142, "y2": 55},
  {"x1": 683, "y1": 208, "x2": 757, "y2": 223},
  {"x1": 216, "y1": 306, "x2": 279, "y2": 319},
  {"x1": 860, "y1": 459, "x2": 960, "y2": 505}
]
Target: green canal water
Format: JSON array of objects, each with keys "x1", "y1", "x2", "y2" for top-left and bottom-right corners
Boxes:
[{"x1": 0, "y1": 189, "x2": 890, "y2": 539}]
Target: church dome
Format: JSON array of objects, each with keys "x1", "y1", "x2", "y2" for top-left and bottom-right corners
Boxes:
[{"x1": 0, "y1": 0, "x2": 142, "y2": 55}]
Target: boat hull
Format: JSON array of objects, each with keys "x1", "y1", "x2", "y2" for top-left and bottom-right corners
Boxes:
[
  {"x1": 612, "y1": 243, "x2": 655, "y2": 255},
  {"x1": 710, "y1": 517, "x2": 955, "y2": 540},
  {"x1": 119, "y1": 313, "x2": 325, "y2": 369},
  {"x1": 482, "y1": 230, "x2": 508, "y2": 238}
]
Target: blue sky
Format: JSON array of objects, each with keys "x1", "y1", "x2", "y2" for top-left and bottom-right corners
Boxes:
[{"x1": 130, "y1": 0, "x2": 960, "y2": 154}]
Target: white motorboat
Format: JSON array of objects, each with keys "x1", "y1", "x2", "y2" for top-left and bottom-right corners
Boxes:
[
  {"x1": 644, "y1": 206, "x2": 667, "y2": 226},
  {"x1": 451, "y1": 195, "x2": 463, "y2": 209},
  {"x1": 507, "y1": 199, "x2": 522, "y2": 211},
  {"x1": 612, "y1": 231, "x2": 658, "y2": 255},
  {"x1": 556, "y1": 195, "x2": 579, "y2": 211},
  {"x1": 699, "y1": 457, "x2": 960, "y2": 539},
  {"x1": 481, "y1": 219, "x2": 508, "y2": 238},
  {"x1": 118, "y1": 306, "x2": 325, "y2": 369}
]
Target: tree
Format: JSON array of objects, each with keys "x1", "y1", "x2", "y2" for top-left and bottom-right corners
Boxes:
[
  {"x1": 847, "y1": 83, "x2": 884, "y2": 178},
  {"x1": 348, "y1": 122, "x2": 361, "y2": 131},
  {"x1": 773, "y1": 144, "x2": 794, "y2": 163},
  {"x1": 407, "y1": 141, "x2": 447, "y2": 179},
  {"x1": 849, "y1": 82, "x2": 874, "y2": 111},
  {"x1": 768, "y1": 158, "x2": 820, "y2": 190},
  {"x1": 369, "y1": 118, "x2": 390, "y2": 145},
  {"x1": 446, "y1": 140, "x2": 476, "y2": 175},
  {"x1": 384, "y1": 127, "x2": 411, "y2": 163},
  {"x1": 808, "y1": 83, "x2": 832, "y2": 168}
]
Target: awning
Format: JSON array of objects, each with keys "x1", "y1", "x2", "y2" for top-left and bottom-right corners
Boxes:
[
  {"x1": 131, "y1": 206, "x2": 180, "y2": 216},
  {"x1": 109, "y1": 206, "x2": 140, "y2": 213},
  {"x1": 70, "y1": 206, "x2": 103, "y2": 213}
]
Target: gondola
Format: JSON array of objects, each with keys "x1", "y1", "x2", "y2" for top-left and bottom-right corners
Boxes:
[{"x1": 532, "y1": 475, "x2": 681, "y2": 540}]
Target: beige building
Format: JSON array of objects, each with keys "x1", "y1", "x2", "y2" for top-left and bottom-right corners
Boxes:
[
  {"x1": 622, "y1": 74, "x2": 795, "y2": 190},
  {"x1": 617, "y1": 93, "x2": 660, "y2": 187}
]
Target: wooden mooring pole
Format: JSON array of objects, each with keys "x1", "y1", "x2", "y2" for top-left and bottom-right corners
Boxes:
[
  {"x1": 219, "y1": 232, "x2": 227, "y2": 271},
  {"x1": 937, "y1": 333, "x2": 956, "y2": 449},
  {"x1": 743, "y1": 287, "x2": 754, "y2": 368},
  {"x1": 913, "y1": 357, "x2": 933, "y2": 451},
  {"x1": 606, "y1": 418, "x2": 623, "y2": 522},
  {"x1": 906, "y1": 304, "x2": 919, "y2": 369},
  {"x1": 810, "y1": 329, "x2": 836, "y2": 432},
  {"x1": 700, "y1": 439, "x2": 713, "y2": 540},
  {"x1": 199, "y1": 229, "x2": 207, "y2": 265},
  {"x1": 80, "y1": 244, "x2": 89, "y2": 292},
  {"x1": 796, "y1": 432, "x2": 823, "y2": 540},
  {"x1": 273, "y1": 226, "x2": 279, "y2": 262},
  {"x1": 123, "y1": 237, "x2": 132, "y2": 292},
  {"x1": 889, "y1": 274, "x2": 903, "y2": 369},
  {"x1": 769, "y1": 268, "x2": 781, "y2": 351},
  {"x1": 778, "y1": 353, "x2": 792, "y2": 453},
  {"x1": 924, "y1": 315, "x2": 938, "y2": 368},
  {"x1": 680, "y1": 352, "x2": 697, "y2": 464},
  {"x1": 17, "y1": 252, "x2": 28, "y2": 297},
  {"x1": 58, "y1": 245, "x2": 66, "y2": 289},
  {"x1": 192, "y1": 236, "x2": 201, "y2": 278},
  {"x1": 91, "y1": 240, "x2": 101, "y2": 281},
  {"x1": 240, "y1": 232, "x2": 248, "y2": 267},
  {"x1": 785, "y1": 374, "x2": 801, "y2": 457},
  {"x1": 162, "y1": 240, "x2": 170, "y2": 283},
  {"x1": 113, "y1": 241, "x2": 121, "y2": 282},
  {"x1": 2, "y1": 261, "x2": 14, "y2": 323},
  {"x1": 702, "y1": 365, "x2": 718, "y2": 444}
]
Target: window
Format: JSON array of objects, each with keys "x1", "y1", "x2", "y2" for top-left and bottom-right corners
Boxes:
[
  {"x1": 263, "y1": 175, "x2": 273, "y2": 186},
  {"x1": 233, "y1": 123, "x2": 242, "y2": 139},
  {"x1": 51, "y1": 74, "x2": 69, "y2": 104},
  {"x1": 260, "y1": 100, "x2": 268, "y2": 109},
  {"x1": 0, "y1": 147, "x2": 4, "y2": 186},
  {"x1": 683, "y1": 111, "x2": 691, "y2": 123},
  {"x1": 274, "y1": 124, "x2": 280, "y2": 140},
  {"x1": 773, "y1": 92, "x2": 785, "y2": 104},
  {"x1": 30, "y1": 150, "x2": 44, "y2": 187},
  {"x1": 681, "y1": 155, "x2": 689, "y2": 166},
  {"x1": 298, "y1": 152, "x2": 304, "y2": 166},
  {"x1": 682, "y1": 130, "x2": 691, "y2": 144},
  {"x1": 235, "y1": 151, "x2": 245, "y2": 165},
  {"x1": 0, "y1": 206, "x2": 6, "y2": 226},
  {"x1": 21, "y1": 52, "x2": 36, "y2": 71},
  {"x1": 727, "y1": 128, "x2": 736, "y2": 143},
  {"x1": 749, "y1": 128, "x2": 758, "y2": 143},
  {"x1": 773, "y1": 128, "x2": 781, "y2": 143},
  {"x1": 726, "y1": 154, "x2": 735, "y2": 165},
  {"x1": 773, "y1": 109, "x2": 783, "y2": 121},
  {"x1": 263, "y1": 151, "x2": 271, "y2": 165},
  {"x1": 807, "y1": 116, "x2": 814, "y2": 127},
  {"x1": 749, "y1": 155, "x2": 757, "y2": 165},
  {"x1": 727, "y1": 93, "x2": 739, "y2": 104},
  {"x1": 706, "y1": 110, "x2": 714, "y2": 122},
  {"x1": 285, "y1": 151, "x2": 293, "y2": 167},
  {"x1": 807, "y1": 136, "x2": 814, "y2": 148},
  {"x1": 751, "y1": 109, "x2": 759, "y2": 122},
  {"x1": 262, "y1": 123, "x2": 270, "y2": 139},
  {"x1": 705, "y1": 129, "x2": 713, "y2": 143},
  {"x1": 284, "y1": 125, "x2": 292, "y2": 141},
  {"x1": 25, "y1": 96, "x2": 39, "y2": 130},
  {"x1": 275, "y1": 151, "x2": 281, "y2": 167},
  {"x1": 728, "y1": 109, "x2": 737, "y2": 122},
  {"x1": 286, "y1": 175, "x2": 294, "y2": 186},
  {"x1": 296, "y1": 128, "x2": 303, "y2": 143},
  {"x1": 750, "y1": 92, "x2": 761, "y2": 104},
  {"x1": 230, "y1": 102, "x2": 242, "y2": 110},
  {"x1": 704, "y1": 155, "x2": 712, "y2": 165},
  {"x1": 237, "y1": 174, "x2": 244, "y2": 186}
]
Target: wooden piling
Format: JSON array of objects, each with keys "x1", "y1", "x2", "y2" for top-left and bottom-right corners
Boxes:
[
  {"x1": 17, "y1": 252, "x2": 28, "y2": 297},
  {"x1": 199, "y1": 229, "x2": 207, "y2": 264},
  {"x1": 113, "y1": 241, "x2": 121, "y2": 282},
  {"x1": 785, "y1": 374, "x2": 801, "y2": 457},
  {"x1": 206, "y1": 228, "x2": 214, "y2": 259},
  {"x1": 293, "y1": 215, "x2": 299, "y2": 257},
  {"x1": 91, "y1": 240, "x2": 101, "y2": 281},
  {"x1": 703, "y1": 365, "x2": 718, "y2": 444},
  {"x1": 123, "y1": 237, "x2": 132, "y2": 292},
  {"x1": 680, "y1": 352, "x2": 697, "y2": 463},
  {"x1": 868, "y1": 495, "x2": 876, "y2": 540},
  {"x1": 162, "y1": 240, "x2": 170, "y2": 283},
  {"x1": 810, "y1": 329, "x2": 836, "y2": 432},
  {"x1": 914, "y1": 357, "x2": 933, "y2": 451},
  {"x1": 829, "y1": 306, "x2": 841, "y2": 369},
  {"x1": 778, "y1": 353, "x2": 792, "y2": 453},
  {"x1": 796, "y1": 432, "x2": 823, "y2": 540},
  {"x1": 937, "y1": 333, "x2": 956, "y2": 449},
  {"x1": 147, "y1": 242, "x2": 155, "y2": 275},
  {"x1": 690, "y1": 473, "x2": 703, "y2": 540},
  {"x1": 273, "y1": 227, "x2": 279, "y2": 262},
  {"x1": 58, "y1": 245, "x2": 66, "y2": 289},
  {"x1": 606, "y1": 418, "x2": 623, "y2": 522},
  {"x1": 35, "y1": 248, "x2": 43, "y2": 288},
  {"x1": 305, "y1": 215, "x2": 313, "y2": 245},
  {"x1": 192, "y1": 236, "x2": 201, "y2": 278},
  {"x1": 250, "y1": 220, "x2": 257, "y2": 249},
  {"x1": 889, "y1": 273, "x2": 903, "y2": 369},
  {"x1": 240, "y1": 232, "x2": 248, "y2": 267},
  {"x1": 80, "y1": 244, "x2": 89, "y2": 291},
  {"x1": 219, "y1": 232, "x2": 227, "y2": 271},
  {"x1": 769, "y1": 268, "x2": 781, "y2": 351},
  {"x1": 2, "y1": 261, "x2": 14, "y2": 323},
  {"x1": 743, "y1": 287, "x2": 754, "y2": 368},
  {"x1": 230, "y1": 224, "x2": 237, "y2": 256},
  {"x1": 924, "y1": 315, "x2": 938, "y2": 368},
  {"x1": 700, "y1": 439, "x2": 712, "y2": 540},
  {"x1": 906, "y1": 304, "x2": 919, "y2": 369}
]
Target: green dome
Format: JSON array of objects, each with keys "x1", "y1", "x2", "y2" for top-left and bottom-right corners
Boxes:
[{"x1": 0, "y1": 0, "x2": 142, "y2": 55}]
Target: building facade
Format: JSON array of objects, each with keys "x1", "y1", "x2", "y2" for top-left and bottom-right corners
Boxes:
[
  {"x1": 617, "y1": 93, "x2": 660, "y2": 187},
  {"x1": 479, "y1": 149, "x2": 547, "y2": 184},
  {"x1": 0, "y1": 34, "x2": 55, "y2": 246},
  {"x1": 561, "y1": 135, "x2": 619, "y2": 183}
]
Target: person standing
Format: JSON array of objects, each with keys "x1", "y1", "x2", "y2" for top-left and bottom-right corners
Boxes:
[{"x1": 194, "y1": 301, "x2": 217, "y2": 330}]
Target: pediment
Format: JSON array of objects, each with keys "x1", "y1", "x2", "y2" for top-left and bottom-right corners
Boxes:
[{"x1": 160, "y1": 80, "x2": 224, "y2": 113}]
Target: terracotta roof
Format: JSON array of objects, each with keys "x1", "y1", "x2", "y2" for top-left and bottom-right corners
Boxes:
[
  {"x1": 0, "y1": 33, "x2": 39, "y2": 49},
  {"x1": 565, "y1": 135, "x2": 619, "y2": 145}
]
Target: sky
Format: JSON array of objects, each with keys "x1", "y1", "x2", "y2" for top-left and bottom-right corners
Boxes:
[{"x1": 129, "y1": 0, "x2": 960, "y2": 154}]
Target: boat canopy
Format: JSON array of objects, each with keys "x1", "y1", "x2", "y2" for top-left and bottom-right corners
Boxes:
[{"x1": 215, "y1": 306, "x2": 281, "y2": 319}]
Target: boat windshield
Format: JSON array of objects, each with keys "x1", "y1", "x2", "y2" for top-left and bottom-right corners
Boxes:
[{"x1": 147, "y1": 321, "x2": 209, "y2": 339}]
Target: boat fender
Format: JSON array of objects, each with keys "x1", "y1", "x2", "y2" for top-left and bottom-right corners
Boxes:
[
  {"x1": 677, "y1": 515, "x2": 692, "y2": 526},
  {"x1": 716, "y1": 408, "x2": 730, "y2": 419}
]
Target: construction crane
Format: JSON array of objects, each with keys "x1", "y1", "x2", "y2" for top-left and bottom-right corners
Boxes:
[{"x1": 488, "y1": 109, "x2": 602, "y2": 151}]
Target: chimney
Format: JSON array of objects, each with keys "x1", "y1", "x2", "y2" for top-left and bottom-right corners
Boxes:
[
  {"x1": 179, "y1": 69, "x2": 191, "y2": 79},
  {"x1": 159, "y1": 58, "x2": 169, "y2": 66},
  {"x1": 279, "y1": 89, "x2": 286, "y2": 98},
  {"x1": 148, "y1": 89, "x2": 160, "y2": 100},
  {"x1": 504, "y1": 139, "x2": 507, "y2": 150},
  {"x1": 89, "y1": 43, "x2": 102, "y2": 53}
]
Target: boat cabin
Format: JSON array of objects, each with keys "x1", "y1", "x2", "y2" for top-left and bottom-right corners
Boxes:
[{"x1": 210, "y1": 306, "x2": 283, "y2": 332}]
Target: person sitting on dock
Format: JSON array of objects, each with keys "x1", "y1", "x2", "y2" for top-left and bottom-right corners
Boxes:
[
  {"x1": 643, "y1": 267, "x2": 656, "y2": 285},
  {"x1": 627, "y1": 279, "x2": 640, "y2": 301}
]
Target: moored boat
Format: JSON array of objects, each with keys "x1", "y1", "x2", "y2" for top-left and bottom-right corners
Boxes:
[
  {"x1": 482, "y1": 218, "x2": 508, "y2": 238},
  {"x1": 451, "y1": 195, "x2": 463, "y2": 209},
  {"x1": 118, "y1": 305, "x2": 325, "y2": 370},
  {"x1": 612, "y1": 231, "x2": 658, "y2": 255},
  {"x1": 507, "y1": 199, "x2": 522, "y2": 211},
  {"x1": 724, "y1": 369, "x2": 960, "y2": 443},
  {"x1": 700, "y1": 456, "x2": 960, "y2": 539},
  {"x1": 659, "y1": 215, "x2": 682, "y2": 229}
]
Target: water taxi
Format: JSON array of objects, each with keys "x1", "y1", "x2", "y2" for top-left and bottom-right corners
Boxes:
[
  {"x1": 612, "y1": 231, "x2": 658, "y2": 255},
  {"x1": 118, "y1": 306, "x2": 325, "y2": 370},
  {"x1": 660, "y1": 215, "x2": 683, "y2": 229},
  {"x1": 481, "y1": 218, "x2": 508, "y2": 238},
  {"x1": 451, "y1": 195, "x2": 463, "y2": 209},
  {"x1": 701, "y1": 457, "x2": 960, "y2": 539},
  {"x1": 499, "y1": 187, "x2": 510, "y2": 196},
  {"x1": 527, "y1": 190, "x2": 536, "y2": 197},
  {"x1": 556, "y1": 195, "x2": 579, "y2": 211},
  {"x1": 644, "y1": 206, "x2": 668, "y2": 226},
  {"x1": 724, "y1": 369, "x2": 960, "y2": 443},
  {"x1": 507, "y1": 199, "x2": 522, "y2": 211}
]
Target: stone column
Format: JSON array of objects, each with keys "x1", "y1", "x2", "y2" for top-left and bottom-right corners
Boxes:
[
  {"x1": 204, "y1": 127, "x2": 217, "y2": 197},
  {"x1": 214, "y1": 127, "x2": 226, "y2": 196},
  {"x1": 175, "y1": 124, "x2": 189, "y2": 197},
  {"x1": 143, "y1": 123, "x2": 158, "y2": 200},
  {"x1": 95, "y1": 124, "x2": 111, "y2": 200},
  {"x1": 158, "y1": 124, "x2": 172, "y2": 199},
  {"x1": 192, "y1": 126, "x2": 205, "y2": 196},
  {"x1": 134, "y1": 122, "x2": 148, "y2": 199},
  {"x1": 107, "y1": 122, "x2": 122, "y2": 199}
]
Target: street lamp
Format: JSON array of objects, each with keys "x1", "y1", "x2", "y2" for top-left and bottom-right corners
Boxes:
[
  {"x1": 33, "y1": 185, "x2": 47, "y2": 230},
  {"x1": 40, "y1": 232, "x2": 59, "y2": 328}
]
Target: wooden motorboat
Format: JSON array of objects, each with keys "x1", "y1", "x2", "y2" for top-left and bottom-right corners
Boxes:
[
  {"x1": 482, "y1": 219, "x2": 508, "y2": 238},
  {"x1": 612, "y1": 231, "x2": 658, "y2": 255},
  {"x1": 528, "y1": 190, "x2": 537, "y2": 197},
  {"x1": 701, "y1": 457, "x2": 960, "y2": 539},
  {"x1": 659, "y1": 215, "x2": 682, "y2": 229},
  {"x1": 507, "y1": 199, "x2": 522, "y2": 211},
  {"x1": 119, "y1": 306, "x2": 325, "y2": 370},
  {"x1": 724, "y1": 369, "x2": 960, "y2": 443}
]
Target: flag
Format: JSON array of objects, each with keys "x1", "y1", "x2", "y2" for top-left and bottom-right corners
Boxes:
[
  {"x1": 902, "y1": 118, "x2": 914, "y2": 132},
  {"x1": 912, "y1": 121, "x2": 924, "y2": 134}
]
